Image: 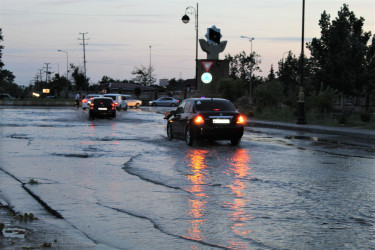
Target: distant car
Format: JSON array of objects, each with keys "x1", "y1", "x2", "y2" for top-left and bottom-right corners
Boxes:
[
  {"x1": 103, "y1": 93, "x2": 127, "y2": 111},
  {"x1": 89, "y1": 97, "x2": 116, "y2": 120},
  {"x1": 122, "y1": 95, "x2": 142, "y2": 108},
  {"x1": 165, "y1": 98, "x2": 245, "y2": 146},
  {"x1": 149, "y1": 97, "x2": 179, "y2": 107},
  {"x1": 82, "y1": 94, "x2": 102, "y2": 110}
]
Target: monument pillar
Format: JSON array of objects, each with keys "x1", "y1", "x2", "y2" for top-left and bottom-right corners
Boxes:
[{"x1": 193, "y1": 26, "x2": 230, "y2": 98}]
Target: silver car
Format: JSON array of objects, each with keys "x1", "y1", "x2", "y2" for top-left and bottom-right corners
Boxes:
[
  {"x1": 82, "y1": 94, "x2": 102, "y2": 110},
  {"x1": 103, "y1": 93, "x2": 127, "y2": 111},
  {"x1": 149, "y1": 97, "x2": 180, "y2": 107}
]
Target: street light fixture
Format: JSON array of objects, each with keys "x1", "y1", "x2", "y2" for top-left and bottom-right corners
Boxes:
[
  {"x1": 241, "y1": 36, "x2": 255, "y2": 105},
  {"x1": 57, "y1": 50, "x2": 69, "y2": 94},
  {"x1": 182, "y1": 3, "x2": 198, "y2": 89}
]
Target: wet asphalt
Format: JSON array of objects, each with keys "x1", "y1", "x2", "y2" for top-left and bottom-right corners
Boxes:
[{"x1": 0, "y1": 106, "x2": 375, "y2": 249}]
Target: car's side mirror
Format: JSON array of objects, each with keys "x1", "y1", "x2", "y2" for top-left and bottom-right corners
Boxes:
[{"x1": 164, "y1": 110, "x2": 176, "y2": 119}]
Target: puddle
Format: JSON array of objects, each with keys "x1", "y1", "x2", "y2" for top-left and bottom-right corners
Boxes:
[
  {"x1": 3, "y1": 227, "x2": 28, "y2": 238},
  {"x1": 285, "y1": 135, "x2": 319, "y2": 141}
]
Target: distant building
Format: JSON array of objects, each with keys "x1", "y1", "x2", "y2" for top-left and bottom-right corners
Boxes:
[
  {"x1": 159, "y1": 79, "x2": 169, "y2": 87},
  {"x1": 169, "y1": 79, "x2": 196, "y2": 99}
]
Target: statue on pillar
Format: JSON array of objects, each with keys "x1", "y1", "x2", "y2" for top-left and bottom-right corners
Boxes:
[{"x1": 199, "y1": 25, "x2": 227, "y2": 60}]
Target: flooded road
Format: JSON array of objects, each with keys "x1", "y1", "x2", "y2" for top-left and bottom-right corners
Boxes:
[{"x1": 0, "y1": 107, "x2": 374, "y2": 249}]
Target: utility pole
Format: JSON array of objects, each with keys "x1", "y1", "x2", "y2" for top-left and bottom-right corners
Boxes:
[
  {"x1": 79, "y1": 32, "x2": 89, "y2": 92},
  {"x1": 44, "y1": 63, "x2": 50, "y2": 82},
  {"x1": 38, "y1": 69, "x2": 43, "y2": 83}
]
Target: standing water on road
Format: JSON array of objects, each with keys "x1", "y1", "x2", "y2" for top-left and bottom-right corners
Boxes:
[{"x1": 0, "y1": 107, "x2": 374, "y2": 249}]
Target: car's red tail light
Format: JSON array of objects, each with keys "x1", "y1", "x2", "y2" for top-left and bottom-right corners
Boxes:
[
  {"x1": 111, "y1": 104, "x2": 115, "y2": 109},
  {"x1": 82, "y1": 99, "x2": 88, "y2": 103},
  {"x1": 194, "y1": 115, "x2": 204, "y2": 124},
  {"x1": 90, "y1": 103, "x2": 94, "y2": 109},
  {"x1": 236, "y1": 115, "x2": 246, "y2": 124}
]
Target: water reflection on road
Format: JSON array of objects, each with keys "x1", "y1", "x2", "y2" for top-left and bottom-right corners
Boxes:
[{"x1": 0, "y1": 107, "x2": 374, "y2": 249}]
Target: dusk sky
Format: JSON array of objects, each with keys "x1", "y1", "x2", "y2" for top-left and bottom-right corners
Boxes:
[{"x1": 1, "y1": 0, "x2": 374, "y2": 86}]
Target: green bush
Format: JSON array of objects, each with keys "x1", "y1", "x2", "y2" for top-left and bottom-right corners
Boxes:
[
  {"x1": 360, "y1": 112, "x2": 371, "y2": 122},
  {"x1": 253, "y1": 80, "x2": 284, "y2": 109},
  {"x1": 217, "y1": 78, "x2": 246, "y2": 102},
  {"x1": 338, "y1": 114, "x2": 348, "y2": 124}
]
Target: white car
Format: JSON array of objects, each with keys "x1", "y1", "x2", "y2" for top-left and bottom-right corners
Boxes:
[
  {"x1": 122, "y1": 95, "x2": 142, "y2": 108},
  {"x1": 103, "y1": 93, "x2": 127, "y2": 111},
  {"x1": 82, "y1": 94, "x2": 102, "y2": 110}
]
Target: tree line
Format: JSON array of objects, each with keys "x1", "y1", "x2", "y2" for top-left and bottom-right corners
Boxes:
[{"x1": 219, "y1": 4, "x2": 374, "y2": 118}]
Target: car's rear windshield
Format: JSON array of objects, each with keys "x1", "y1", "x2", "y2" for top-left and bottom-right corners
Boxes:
[
  {"x1": 93, "y1": 99, "x2": 113, "y2": 105},
  {"x1": 194, "y1": 100, "x2": 236, "y2": 111}
]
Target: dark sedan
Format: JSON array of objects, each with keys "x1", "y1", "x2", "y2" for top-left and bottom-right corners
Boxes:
[
  {"x1": 165, "y1": 98, "x2": 245, "y2": 146},
  {"x1": 89, "y1": 97, "x2": 116, "y2": 120}
]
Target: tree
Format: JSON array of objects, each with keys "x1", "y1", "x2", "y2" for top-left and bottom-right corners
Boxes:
[
  {"x1": 253, "y1": 80, "x2": 284, "y2": 109},
  {"x1": 217, "y1": 78, "x2": 245, "y2": 101},
  {"x1": 0, "y1": 28, "x2": 18, "y2": 97},
  {"x1": 225, "y1": 51, "x2": 261, "y2": 97},
  {"x1": 0, "y1": 28, "x2": 4, "y2": 70},
  {"x1": 307, "y1": 4, "x2": 372, "y2": 96},
  {"x1": 49, "y1": 73, "x2": 70, "y2": 96},
  {"x1": 225, "y1": 51, "x2": 261, "y2": 82},
  {"x1": 277, "y1": 51, "x2": 299, "y2": 96},
  {"x1": 267, "y1": 64, "x2": 275, "y2": 82},
  {"x1": 131, "y1": 65, "x2": 156, "y2": 86},
  {"x1": 99, "y1": 75, "x2": 115, "y2": 84},
  {"x1": 71, "y1": 64, "x2": 89, "y2": 91}
]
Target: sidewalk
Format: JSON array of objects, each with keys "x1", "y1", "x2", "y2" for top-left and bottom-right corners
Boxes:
[{"x1": 248, "y1": 119, "x2": 375, "y2": 141}]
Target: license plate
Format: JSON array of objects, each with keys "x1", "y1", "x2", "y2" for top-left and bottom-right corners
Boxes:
[
  {"x1": 212, "y1": 119, "x2": 230, "y2": 124},
  {"x1": 98, "y1": 107, "x2": 107, "y2": 110}
]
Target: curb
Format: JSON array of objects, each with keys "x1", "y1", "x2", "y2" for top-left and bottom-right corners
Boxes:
[
  {"x1": 0, "y1": 100, "x2": 75, "y2": 106},
  {"x1": 248, "y1": 119, "x2": 375, "y2": 141}
]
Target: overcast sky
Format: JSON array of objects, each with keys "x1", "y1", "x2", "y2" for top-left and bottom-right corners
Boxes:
[{"x1": 1, "y1": 0, "x2": 374, "y2": 86}]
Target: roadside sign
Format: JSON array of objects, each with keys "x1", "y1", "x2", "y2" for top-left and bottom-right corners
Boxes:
[
  {"x1": 202, "y1": 61, "x2": 213, "y2": 72},
  {"x1": 201, "y1": 72, "x2": 213, "y2": 84}
]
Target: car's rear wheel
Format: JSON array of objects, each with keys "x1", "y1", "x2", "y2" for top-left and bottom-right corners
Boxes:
[
  {"x1": 170, "y1": 103, "x2": 176, "y2": 107},
  {"x1": 230, "y1": 138, "x2": 241, "y2": 146},
  {"x1": 167, "y1": 124, "x2": 173, "y2": 140},
  {"x1": 135, "y1": 103, "x2": 140, "y2": 108},
  {"x1": 185, "y1": 126, "x2": 194, "y2": 146},
  {"x1": 152, "y1": 103, "x2": 157, "y2": 106}
]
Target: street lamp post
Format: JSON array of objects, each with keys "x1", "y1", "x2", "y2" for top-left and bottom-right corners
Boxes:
[
  {"x1": 297, "y1": 0, "x2": 307, "y2": 124},
  {"x1": 149, "y1": 45, "x2": 152, "y2": 86},
  {"x1": 182, "y1": 3, "x2": 198, "y2": 90},
  {"x1": 57, "y1": 50, "x2": 69, "y2": 95},
  {"x1": 241, "y1": 36, "x2": 255, "y2": 105}
]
